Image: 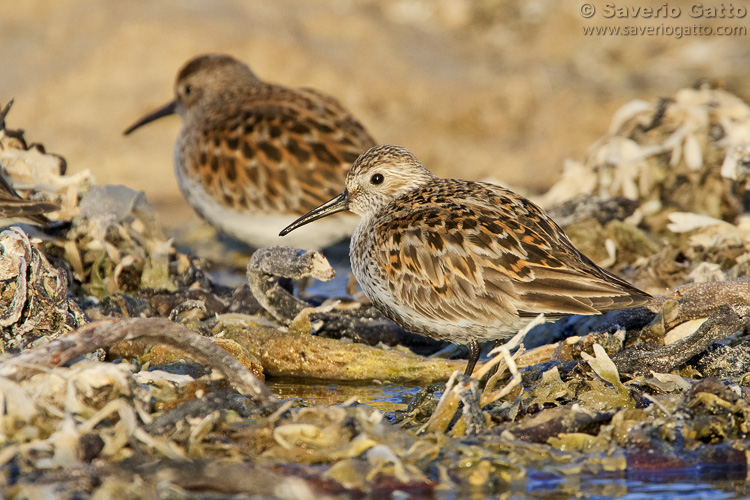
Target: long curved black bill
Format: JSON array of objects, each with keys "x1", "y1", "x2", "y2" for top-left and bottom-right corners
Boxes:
[
  {"x1": 279, "y1": 190, "x2": 350, "y2": 236},
  {"x1": 123, "y1": 100, "x2": 177, "y2": 135}
]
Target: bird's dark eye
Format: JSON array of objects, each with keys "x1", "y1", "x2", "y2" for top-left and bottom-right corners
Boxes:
[
  {"x1": 370, "y1": 173, "x2": 384, "y2": 185},
  {"x1": 184, "y1": 84, "x2": 193, "y2": 95}
]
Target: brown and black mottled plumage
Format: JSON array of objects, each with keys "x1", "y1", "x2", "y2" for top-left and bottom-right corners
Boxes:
[
  {"x1": 281, "y1": 145, "x2": 652, "y2": 375},
  {"x1": 125, "y1": 53, "x2": 376, "y2": 249}
]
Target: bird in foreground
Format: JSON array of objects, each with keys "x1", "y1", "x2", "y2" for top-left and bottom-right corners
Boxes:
[
  {"x1": 124, "y1": 53, "x2": 376, "y2": 249},
  {"x1": 281, "y1": 145, "x2": 652, "y2": 376}
]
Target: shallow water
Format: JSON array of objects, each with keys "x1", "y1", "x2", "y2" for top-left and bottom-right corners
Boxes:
[
  {"x1": 520, "y1": 472, "x2": 750, "y2": 500},
  {"x1": 267, "y1": 380, "x2": 750, "y2": 500},
  {"x1": 267, "y1": 379, "x2": 422, "y2": 414}
]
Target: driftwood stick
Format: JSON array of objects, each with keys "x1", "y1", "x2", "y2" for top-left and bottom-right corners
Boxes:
[
  {"x1": 612, "y1": 303, "x2": 750, "y2": 375},
  {"x1": 647, "y1": 278, "x2": 750, "y2": 321},
  {"x1": 0, "y1": 317, "x2": 276, "y2": 403}
]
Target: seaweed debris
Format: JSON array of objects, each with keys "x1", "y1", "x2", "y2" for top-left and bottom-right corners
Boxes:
[{"x1": 2, "y1": 85, "x2": 750, "y2": 498}]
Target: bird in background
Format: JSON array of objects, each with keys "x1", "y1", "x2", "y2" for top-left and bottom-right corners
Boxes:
[{"x1": 125, "y1": 53, "x2": 376, "y2": 250}]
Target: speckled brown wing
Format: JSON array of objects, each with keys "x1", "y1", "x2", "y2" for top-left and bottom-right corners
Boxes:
[
  {"x1": 373, "y1": 180, "x2": 650, "y2": 326},
  {"x1": 184, "y1": 85, "x2": 375, "y2": 216}
]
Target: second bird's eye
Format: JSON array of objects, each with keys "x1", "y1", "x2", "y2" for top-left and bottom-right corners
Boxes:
[
  {"x1": 370, "y1": 173, "x2": 384, "y2": 185},
  {"x1": 185, "y1": 84, "x2": 193, "y2": 95}
]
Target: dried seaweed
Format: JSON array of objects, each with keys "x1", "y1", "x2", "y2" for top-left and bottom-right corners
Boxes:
[
  {"x1": 2, "y1": 86, "x2": 750, "y2": 497},
  {"x1": 0, "y1": 228, "x2": 84, "y2": 352},
  {"x1": 0, "y1": 318, "x2": 274, "y2": 402}
]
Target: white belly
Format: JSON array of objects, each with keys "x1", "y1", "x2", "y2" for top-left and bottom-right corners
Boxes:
[{"x1": 175, "y1": 160, "x2": 357, "y2": 250}]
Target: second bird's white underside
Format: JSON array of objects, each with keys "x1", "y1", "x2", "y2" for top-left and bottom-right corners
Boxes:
[{"x1": 177, "y1": 171, "x2": 358, "y2": 250}]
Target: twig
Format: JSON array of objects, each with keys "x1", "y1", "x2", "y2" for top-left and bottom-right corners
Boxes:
[
  {"x1": 0, "y1": 317, "x2": 276, "y2": 403},
  {"x1": 612, "y1": 303, "x2": 750, "y2": 375}
]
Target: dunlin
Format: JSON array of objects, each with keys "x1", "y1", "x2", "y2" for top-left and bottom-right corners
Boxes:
[
  {"x1": 281, "y1": 145, "x2": 652, "y2": 375},
  {"x1": 125, "y1": 54, "x2": 376, "y2": 249}
]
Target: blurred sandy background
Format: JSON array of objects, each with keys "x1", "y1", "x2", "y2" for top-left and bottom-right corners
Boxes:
[{"x1": 2, "y1": 0, "x2": 750, "y2": 229}]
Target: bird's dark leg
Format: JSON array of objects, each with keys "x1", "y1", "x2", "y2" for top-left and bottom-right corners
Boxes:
[
  {"x1": 465, "y1": 340, "x2": 481, "y2": 376},
  {"x1": 491, "y1": 339, "x2": 505, "y2": 351},
  {"x1": 483, "y1": 339, "x2": 507, "y2": 379}
]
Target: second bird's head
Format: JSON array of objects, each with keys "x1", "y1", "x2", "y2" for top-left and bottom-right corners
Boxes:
[{"x1": 124, "y1": 54, "x2": 260, "y2": 135}]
